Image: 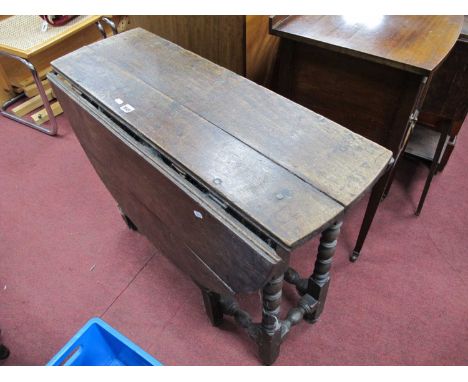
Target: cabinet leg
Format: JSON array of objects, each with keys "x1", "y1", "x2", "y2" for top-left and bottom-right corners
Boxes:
[
  {"x1": 436, "y1": 135, "x2": 455, "y2": 173},
  {"x1": 381, "y1": 160, "x2": 400, "y2": 200},
  {"x1": 200, "y1": 288, "x2": 224, "y2": 327},
  {"x1": 258, "y1": 275, "x2": 283, "y2": 365},
  {"x1": 305, "y1": 221, "x2": 342, "y2": 323},
  {"x1": 415, "y1": 120, "x2": 450, "y2": 216},
  {"x1": 351, "y1": 168, "x2": 390, "y2": 262}
]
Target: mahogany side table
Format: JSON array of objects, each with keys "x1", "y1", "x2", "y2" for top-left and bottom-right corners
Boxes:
[{"x1": 270, "y1": 15, "x2": 463, "y2": 260}]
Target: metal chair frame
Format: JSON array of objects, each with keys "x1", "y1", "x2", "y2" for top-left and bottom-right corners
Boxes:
[{"x1": 0, "y1": 16, "x2": 117, "y2": 136}]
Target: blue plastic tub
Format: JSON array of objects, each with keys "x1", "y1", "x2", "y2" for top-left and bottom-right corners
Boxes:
[{"x1": 47, "y1": 318, "x2": 162, "y2": 366}]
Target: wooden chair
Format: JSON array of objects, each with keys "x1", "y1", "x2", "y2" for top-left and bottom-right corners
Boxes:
[{"x1": 0, "y1": 15, "x2": 116, "y2": 136}]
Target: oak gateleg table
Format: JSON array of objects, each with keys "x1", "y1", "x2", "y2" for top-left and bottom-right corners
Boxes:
[{"x1": 48, "y1": 28, "x2": 392, "y2": 365}]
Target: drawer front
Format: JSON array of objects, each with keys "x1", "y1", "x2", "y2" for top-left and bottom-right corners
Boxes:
[{"x1": 51, "y1": 75, "x2": 286, "y2": 295}]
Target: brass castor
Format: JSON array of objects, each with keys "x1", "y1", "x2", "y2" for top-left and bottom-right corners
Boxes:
[{"x1": 349, "y1": 250, "x2": 360, "y2": 262}]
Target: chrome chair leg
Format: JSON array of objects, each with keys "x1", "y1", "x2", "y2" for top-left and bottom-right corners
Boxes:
[
  {"x1": 0, "y1": 52, "x2": 58, "y2": 136},
  {"x1": 95, "y1": 17, "x2": 119, "y2": 39},
  {"x1": 1, "y1": 17, "x2": 118, "y2": 136},
  {"x1": 95, "y1": 21, "x2": 107, "y2": 39},
  {"x1": 101, "y1": 17, "x2": 118, "y2": 35}
]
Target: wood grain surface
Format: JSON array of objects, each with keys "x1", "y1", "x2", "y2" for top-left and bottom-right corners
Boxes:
[
  {"x1": 411, "y1": 15, "x2": 468, "y2": 170},
  {"x1": 50, "y1": 75, "x2": 286, "y2": 294},
  {"x1": 246, "y1": 16, "x2": 280, "y2": 87},
  {"x1": 126, "y1": 16, "x2": 246, "y2": 75},
  {"x1": 419, "y1": 24, "x2": 468, "y2": 125},
  {"x1": 52, "y1": 29, "x2": 392, "y2": 210},
  {"x1": 11, "y1": 87, "x2": 54, "y2": 116},
  {"x1": 51, "y1": 50, "x2": 343, "y2": 249},
  {"x1": 285, "y1": 41, "x2": 423, "y2": 154},
  {"x1": 270, "y1": 15, "x2": 463, "y2": 75},
  {"x1": 126, "y1": 16, "x2": 280, "y2": 87}
]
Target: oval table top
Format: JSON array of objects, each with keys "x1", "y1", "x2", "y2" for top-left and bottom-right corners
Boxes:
[{"x1": 51, "y1": 28, "x2": 392, "y2": 250}]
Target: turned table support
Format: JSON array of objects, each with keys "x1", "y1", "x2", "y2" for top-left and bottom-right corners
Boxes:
[
  {"x1": 306, "y1": 221, "x2": 342, "y2": 322},
  {"x1": 200, "y1": 220, "x2": 342, "y2": 365},
  {"x1": 258, "y1": 274, "x2": 284, "y2": 365}
]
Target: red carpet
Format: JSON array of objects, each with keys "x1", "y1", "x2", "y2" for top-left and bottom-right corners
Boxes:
[{"x1": 0, "y1": 113, "x2": 467, "y2": 365}]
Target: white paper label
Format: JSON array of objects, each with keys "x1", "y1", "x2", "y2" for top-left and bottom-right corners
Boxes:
[
  {"x1": 120, "y1": 104, "x2": 135, "y2": 113},
  {"x1": 114, "y1": 98, "x2": 124, "y2": 105}
]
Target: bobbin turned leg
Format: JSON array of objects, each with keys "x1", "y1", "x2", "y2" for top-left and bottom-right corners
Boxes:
[
  {"x1": 200, "y1": 288, "x2": 224, "y2": 327},
  {"x1": 258, "y1": 275, "x2": 283, "y2": 365},
  {"x1": 305, "y1": 221, "x2": 342, "y2": 323}
]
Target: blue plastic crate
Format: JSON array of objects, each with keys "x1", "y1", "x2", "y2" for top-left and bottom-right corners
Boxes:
[{"x1": 47, "y1": 318, "x2": 162, "y2": 366}]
